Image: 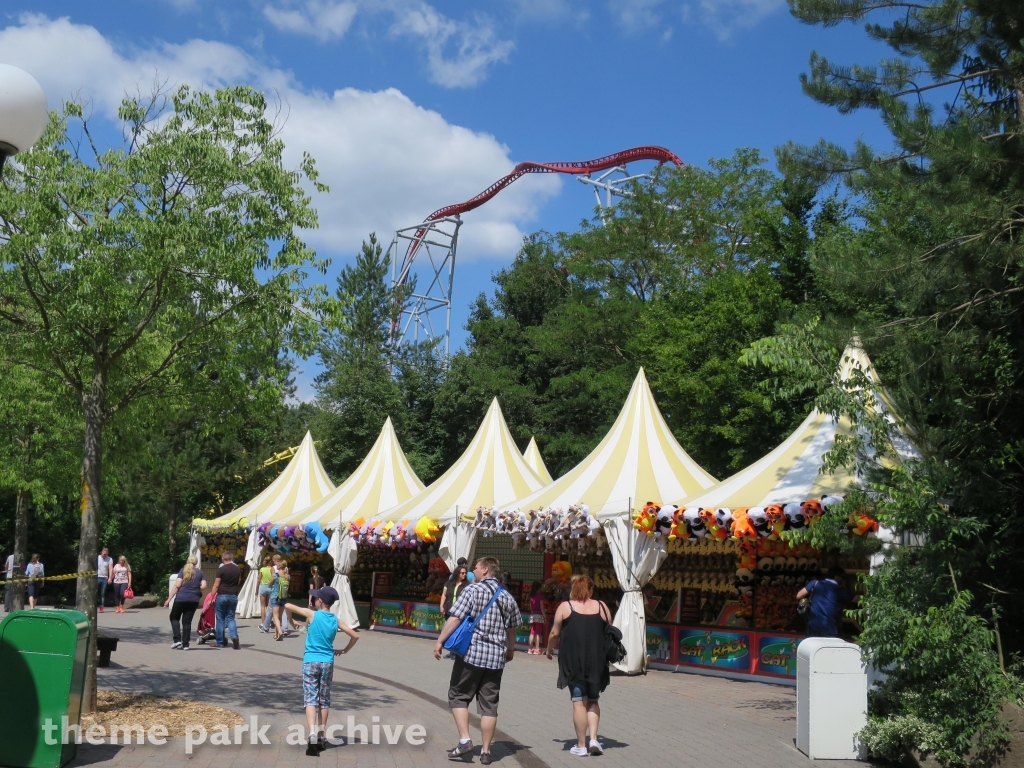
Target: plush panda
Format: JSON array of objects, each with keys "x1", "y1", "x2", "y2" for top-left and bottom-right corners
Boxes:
[
  {"x1": 784, "y1": 502, "x2": 806, "y2": 530},
  {"x1": 684, "y1": 508, "x2": 707, "y2": 538},
  {"x1": 747, "y1": 507, "x2": 770, "y2": 538}
]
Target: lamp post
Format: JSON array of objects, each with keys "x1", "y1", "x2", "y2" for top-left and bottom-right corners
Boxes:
[{"x1": 0, "y1": 63, "x2": 48, "y2": 175}]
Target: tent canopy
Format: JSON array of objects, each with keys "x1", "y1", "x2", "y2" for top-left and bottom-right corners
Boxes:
[
  {"x1": 523, "y1": 436, "x2": 554, "y2": 484},
  {"x1": 505, "y1": 368, "x2": 717, "y2": 520},
  {"x1": 201, "y1": 431, "x2": 335, "y2": 527},
  {"x1": 275, "y1": 417, "x2": 425, "y2": 530},
  {"x1": 381, "y1": 398, "x2": 544, "y2": 526},
  {"x1": 680, "y1": 343, "x2": 920, "y2": 509}
]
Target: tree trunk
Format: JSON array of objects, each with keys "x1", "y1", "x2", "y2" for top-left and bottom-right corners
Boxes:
[
  {"x1": 75, "y1": 384, "x2": 104, "y2": 715},
  {"x1": 11, "y1": 489, "x2": 28, "y2": 611},
  {"x1": 167, "y1": 495, "x2": 177, "y2": 558}
]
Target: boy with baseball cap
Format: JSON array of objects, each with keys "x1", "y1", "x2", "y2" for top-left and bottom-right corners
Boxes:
[{"x1": 284, "y1": 585, "x2": 360, "y2": 755}]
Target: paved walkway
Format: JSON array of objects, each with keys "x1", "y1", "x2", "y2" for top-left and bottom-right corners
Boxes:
[{"x1": 51, "y1": 607, "x2": 869, "y2": 768}]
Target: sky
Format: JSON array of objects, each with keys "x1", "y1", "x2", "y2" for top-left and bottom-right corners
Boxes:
[{"x1": 0, "y1": 2, "x2": 893, "y2": 399}]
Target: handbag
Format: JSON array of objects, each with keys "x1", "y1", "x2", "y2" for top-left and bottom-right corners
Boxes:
[
  {"x1": 124, "y1": 587, "x2": 135, "y2": 599},
  {"x1": 604, "y1": 623, "x2": 627, "y2": 664},
  {"x1": 443, "y1": 585, "x2": 504, "y2": 658},
  {"x1": 797, "y1": 582, "x2": 815, "y2": 615}
]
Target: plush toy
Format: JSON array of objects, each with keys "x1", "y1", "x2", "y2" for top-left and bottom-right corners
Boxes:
[
  {"x1": 654, "y1": 505, "x2": 676, "y2": 542},
  {"x1": 738, "y1": 540, "x2": 758, "y2": 571},
  {"x1": 683, "y1": 507, "x2": 706, "y2": 538},
  {"x1": 305, "y1": 522, "x2": 330, "y2": 553},
  {"x1": 800, "y1": 499, "x2": 825, "y2": 525},
  {"x1": 731, "y1": 508, "x2": 758, "y2": 540},
  {"x1": 712, "y1": 508, "x2": 734, "y2": 540},
  {"x1": 633, "y1": 502, "x2": 659, "y2": 536},
  {"x1": 698, "y1": 508, "x2": 722, "y2": 539},
  {"x1": 783, "y1": 502, "x2": 805, "y2": 530},
  {"x1": 669, "y1": 507, "x2": 689, "y2": 540},
  {"x1": 849, "y1": 509, "x2": 879, "y2": 536},
  {"x1": 764, "y1": 504, "x2": 786, "y2": 539},
  {"x1": 551, "y1": 560, "x2": 572, "y2": 582},
  {"x1": 746, "y1": 507, "x2": 769, "y2": 538},
  {"x1": 414, "y1": 517, "x2": 440, "y2": 543}
]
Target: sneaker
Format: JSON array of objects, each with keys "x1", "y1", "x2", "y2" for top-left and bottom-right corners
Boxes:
[
  {"x1": 447, "y1": 740, "x2": 474, "y2": 760},
  {"x1": 570, "y1": 746, "x2": 588, "y2": 757},
  {"x1": 232, "y1": 637, "x2": 240, "y2": 650},
  {"x1": 258, "y1": 624, "x2": 268, "y2": 633},
  {"x1": 306, "y1": 735, "x2": 319, "y2": 757},
  {"x1": 316, "y1": 736, "x2": 327, "y2": 752},
  {"x1": 171, "y1": 641, "x2": 182, "y2": 649},
  {"x1": 480, "y1": 752, "x2": 492, "y2": 765},
  {"x1": 589, "y1": 740, "x2": 604, "y2": 756},
  {"x1": 181, "y1": 646, "x2": 189, "y2": 651},
  {"x1": 98, "y1": 607, "x2": 105, "y2": 613}
]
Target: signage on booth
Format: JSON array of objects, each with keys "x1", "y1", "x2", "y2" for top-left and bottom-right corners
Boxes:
[
  {"x1": 677, "y1": 629, "x2": 751, "y2": 670},
  {"x1": 646, "y1": 625, "x2": 673, "y2": 662},
  {"x1": 406, "y1": 602, "x2": 445, "y2": 633},
  {"x1": 370, "y1": 600, "x2": 407, "y2": 627},
  {"x1": 755, "y1": 635, "x2": 798, "y2": 677},
  {"x1": 371, "y1": 572, "x2": 392, "y2": 598}
]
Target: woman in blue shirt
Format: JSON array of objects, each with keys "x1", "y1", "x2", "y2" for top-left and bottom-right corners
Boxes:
[{"x1": 284, "y1": 586, "x2": 359, "y2": 755}]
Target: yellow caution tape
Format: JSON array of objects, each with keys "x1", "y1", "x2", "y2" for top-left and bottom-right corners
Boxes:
[{"x1": 0, "y1": 573, "x2": 97, "y2": 581}]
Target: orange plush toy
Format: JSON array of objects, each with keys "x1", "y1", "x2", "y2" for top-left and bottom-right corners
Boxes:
[
  {"x1": 730, "y1": 508, "x2": 758, "y2": 540},
  {"x1": 849, "y1": 509, "x2": 879, "y2": 536},
  {"x1": 633, "y1": 502, "x2": 659, "y2": 536},
  {"x1": 800, "y1": 499, "x2": 825, "y2": 525},
  {"x1": 669, "y1": 507, "x2": 689, "y2": 540},
  {"x1": 764, "y1": 505, "x2": 786, "y2": 539},
  {"x1": 699, "y1": 508, "x2": 722, "y2": 539}
]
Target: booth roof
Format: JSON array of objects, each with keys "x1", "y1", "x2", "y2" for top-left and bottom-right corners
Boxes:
[
  {"x1": 205, "y1": 430, "x2": 335, "y2": 526},
  {"x1": 379, "y1": 398, "x2": 544, "y2": 526},
  {"x1": 522, "y1": 436, "x2": 554, "y2": 485},
  {"x1": 679, "y1": 343, "x2": 921, "y2": 509},
  {"x1": 504, "y1": 368, "x2": 717, "y2": 520},
  {"x1": 275, "y1": 416, "x2": 425, "y2": 529}
]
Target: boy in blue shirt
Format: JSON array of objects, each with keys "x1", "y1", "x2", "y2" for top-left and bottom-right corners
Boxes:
[
  {"x1": 284, "y1": 586, "x2": 359, "y2": 755},
  {"x1": 797, "y1": 566, "x2": 857, "y2": 637}
]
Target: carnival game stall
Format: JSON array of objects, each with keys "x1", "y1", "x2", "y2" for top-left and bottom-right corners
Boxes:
[
  {"x1": 191, "y1": 431, "x2": 336, "y2": 615},
  {"x1": 365, "y1": 398, "x2": 545, "y2": 635}
]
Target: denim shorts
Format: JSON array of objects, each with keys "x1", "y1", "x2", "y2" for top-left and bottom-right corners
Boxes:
[
  {"x1": 271, "y1": 597, "x2": 287, "y2": 608},
  {"x1": 258, "y1": 585, "x2": 273, "y2": 598},
  {"x1": 569, "y1": 681, "x2": 601, "y2": 702}
]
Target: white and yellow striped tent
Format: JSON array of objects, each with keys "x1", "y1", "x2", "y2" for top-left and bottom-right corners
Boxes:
[
  {"x1": 203, "y1": 430, "x2": 335, "y2": 528},
  {"x1": 381, "y1": 398, "x2": 545, "y2": 528},
  {"x1": 275, "y1": 417, "x2": 424, "y2": 530},
  {"x1": 505, "y1": 368, "x2": 717, "y2": 520},
  {"x1": 522, "y1": 436, "x2": 553, "y2": 484},
  {"x1": 679, "y1": 343, "x2": 919, "y2": 509}
]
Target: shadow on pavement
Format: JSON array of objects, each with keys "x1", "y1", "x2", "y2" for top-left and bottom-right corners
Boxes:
[{"x1": 67, "y1": 743, "x2": 123, "y2": 767}]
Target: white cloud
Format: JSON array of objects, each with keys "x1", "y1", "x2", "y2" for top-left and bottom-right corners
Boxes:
[
  {"x1": 263, "y1": 1, "x2": 358, "y2": 42},
  {"x1": 389, "y1": 4, "x2": 514, "y2": 88},
  {"x1": 607, "y1": 0, "x2": 666, "y2": 33},
  {"x1": 0, "y1": 14, "x2": 559, "y2": 263},
  {"x1": 681, "y1": 0, "x2": 785, "y2": 40}
]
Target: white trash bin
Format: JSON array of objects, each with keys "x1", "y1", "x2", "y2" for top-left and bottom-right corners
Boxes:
[{"x1": 797, "y1": 638, "x2": 867, "y2": 760}]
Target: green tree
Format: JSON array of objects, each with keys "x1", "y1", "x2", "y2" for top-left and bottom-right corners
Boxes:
[{"x1": 0, "y1": 85, "x2": 327, "y2": 710}]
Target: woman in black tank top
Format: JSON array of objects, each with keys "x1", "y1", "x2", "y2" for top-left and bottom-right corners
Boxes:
[{"x1": 546, "y1": 575, "x2": 611, "y2": 757}]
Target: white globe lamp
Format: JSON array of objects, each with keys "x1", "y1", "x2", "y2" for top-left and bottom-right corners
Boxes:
[{"x1": 0, "y1": 63, "x2": 49, "y2": 172}]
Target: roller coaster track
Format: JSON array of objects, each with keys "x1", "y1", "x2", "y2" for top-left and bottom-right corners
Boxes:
[{"x1": 390, "y1": 145, "x2": 683, "y2": 352}]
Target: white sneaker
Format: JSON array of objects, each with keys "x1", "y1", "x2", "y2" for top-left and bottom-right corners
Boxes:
[
  {"x1": 171, "y1": 641, "x2": 182, "y2": 649},
  {"x1": 589, "y1": 740, "x2": 604, "y2": 756},
  {"x1": 570, "y1": 746, "x2": 588, "y2": 757}
]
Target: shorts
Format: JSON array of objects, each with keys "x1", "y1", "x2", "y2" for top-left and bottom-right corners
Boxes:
[
  {"x1": 271, "y1": 597, "x2": 287, "y2": 608},
  {"x1": 569, "y1": 681, "x2": 601, "y2": 702},
  {"x1": 302, "y1": 662, "x2": 334, "y2": 708},
  {"x1": 448, "y1": 657, "x2": 503, "y2": 717},
  {"x1": 258, "y1": 585, "x2": 273, "y2": 598},
  {"x1": 26, "y1": 582, "x2": 40, "y2": 598}
]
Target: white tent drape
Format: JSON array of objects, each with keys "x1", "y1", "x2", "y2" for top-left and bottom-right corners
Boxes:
[
  {"x1": 439, "y1": 521, "x2": 477, "y2": 572},
  {"x1": 235, "y1": 527, "x2": 262, "y2": 618},
  {"x1": 603, "y1": 516, "x2": 667, "y2": 675},
  {"x1": 188, "y1": 530, "x2": 204, "y2": 571},
  {"x1": 328, "y1": 528, "x2": 360, "y2": 628}
]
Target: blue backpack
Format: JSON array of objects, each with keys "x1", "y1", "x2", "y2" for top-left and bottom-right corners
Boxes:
[{"x1": 443, "y1": 585, "x2": 504, "y2": 658}]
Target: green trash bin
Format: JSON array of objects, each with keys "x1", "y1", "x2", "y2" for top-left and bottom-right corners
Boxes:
[{"x1": 0, "y1": 610, "x2": 90, "y2": 768}]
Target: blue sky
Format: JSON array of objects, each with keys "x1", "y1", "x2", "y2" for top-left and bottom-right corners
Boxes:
[{"x1": 1, "y1": 2, "x2": 891, "y2": 398}]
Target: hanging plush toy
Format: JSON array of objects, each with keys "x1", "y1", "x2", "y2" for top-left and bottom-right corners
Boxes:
[
  {"x1": 684, "y1": 508, "x2": 707, "y2": 538},
  {"x1": 669, "y1": 507, "x2": 689, "y2": 540},
  {"x1": 746, "y1": 507, "x2": 769, "y2": 538},
  {"x1": 764, "y1": 505, "x2": 786, "y2": 539},
  {"x1": 848, "y1": 508, "x2": 879, "y2": 536},
  {"x1": 800, "y1": 499, "x2": 825, "y2": 525},
  {"x1": 730, "y1": 508, "x2": 758, "y2": 540},
  {"x1": 655, "y1": 505, "x2": 677, "y2": 542},
  {"x1": 414, "y1": 517, "x2": 440, "y2": 543},
  {"x1": 698, "y1": 508, "x2": 721, "y2": 539},
  {"x1": 305, "y1": 523, "x2": 330, "y2": 553},
  {"x1": 783, "y1": 502, "x2": 805, "y2": 530},
  {"x1": 633, "y1": 503, "x2": 658, "y2": 537},
  {"x1": 713, "y1": 508, "x2": 734, "y2": 540}
]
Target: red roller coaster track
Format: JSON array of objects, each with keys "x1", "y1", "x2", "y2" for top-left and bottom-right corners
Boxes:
[{"x1": 399, "y1": 145, "x2": 683, "y2": 272}]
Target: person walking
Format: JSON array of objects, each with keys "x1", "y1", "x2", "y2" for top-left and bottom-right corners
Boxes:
[
  {"x1": 307, "y1": 566, "x2": 325, "y2": 609},
  {"x1": 440, "y1": 564, "x2": 469, "y2": 618},
  {"x1": 97, "y1": 547, "x2": 113, "y2": 613},
  {"x1": 164, "y1": 556, "x2": 207, "y2": 650},
  {"x1": 4, "y1": 552, "x2": 18, "y2": 613},
  {"x1": 434, "y1": 557, "x2": 522, "y2": 765},
  {"x1": 270, "y1": 561, "x2": 290, "y2": 641},
  {"x1": 258, "y1": 555, "x2": 274, "y2": 624},
  {"x1": 282, "y1": 586, "x2": 359, "y2": 755},
  {"x1": 527, "y1": 582, "x2": 548, "y2": 655},
  {"x1": 24, "y1": 555, "x2": 44, "y2": 609},
  {"x1": 545, "y1": 575, "x2": 612, "y2": 757},
  {"x1": 211, "y1": 550, "x2": 242, "y2": 649},
  {"x1": 797, "y1": 566, "x2": 856, "y2": 638},
  {"x1": 111, "y1": 556, "x2": 132, "y2": 613}
]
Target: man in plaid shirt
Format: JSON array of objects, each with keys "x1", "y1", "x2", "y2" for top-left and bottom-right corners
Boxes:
[{"x1": 434, "y1": 557, "x2": 521, "y2": 764}]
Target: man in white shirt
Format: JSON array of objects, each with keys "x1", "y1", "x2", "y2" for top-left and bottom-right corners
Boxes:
[{"x1": 97, "y1": 548, "x2": 114, "y2": 613}]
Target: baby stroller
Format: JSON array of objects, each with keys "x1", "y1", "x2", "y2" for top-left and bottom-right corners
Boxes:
[{"x1": 195, "y1": 591, "x2": 217, "y2": 645}]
